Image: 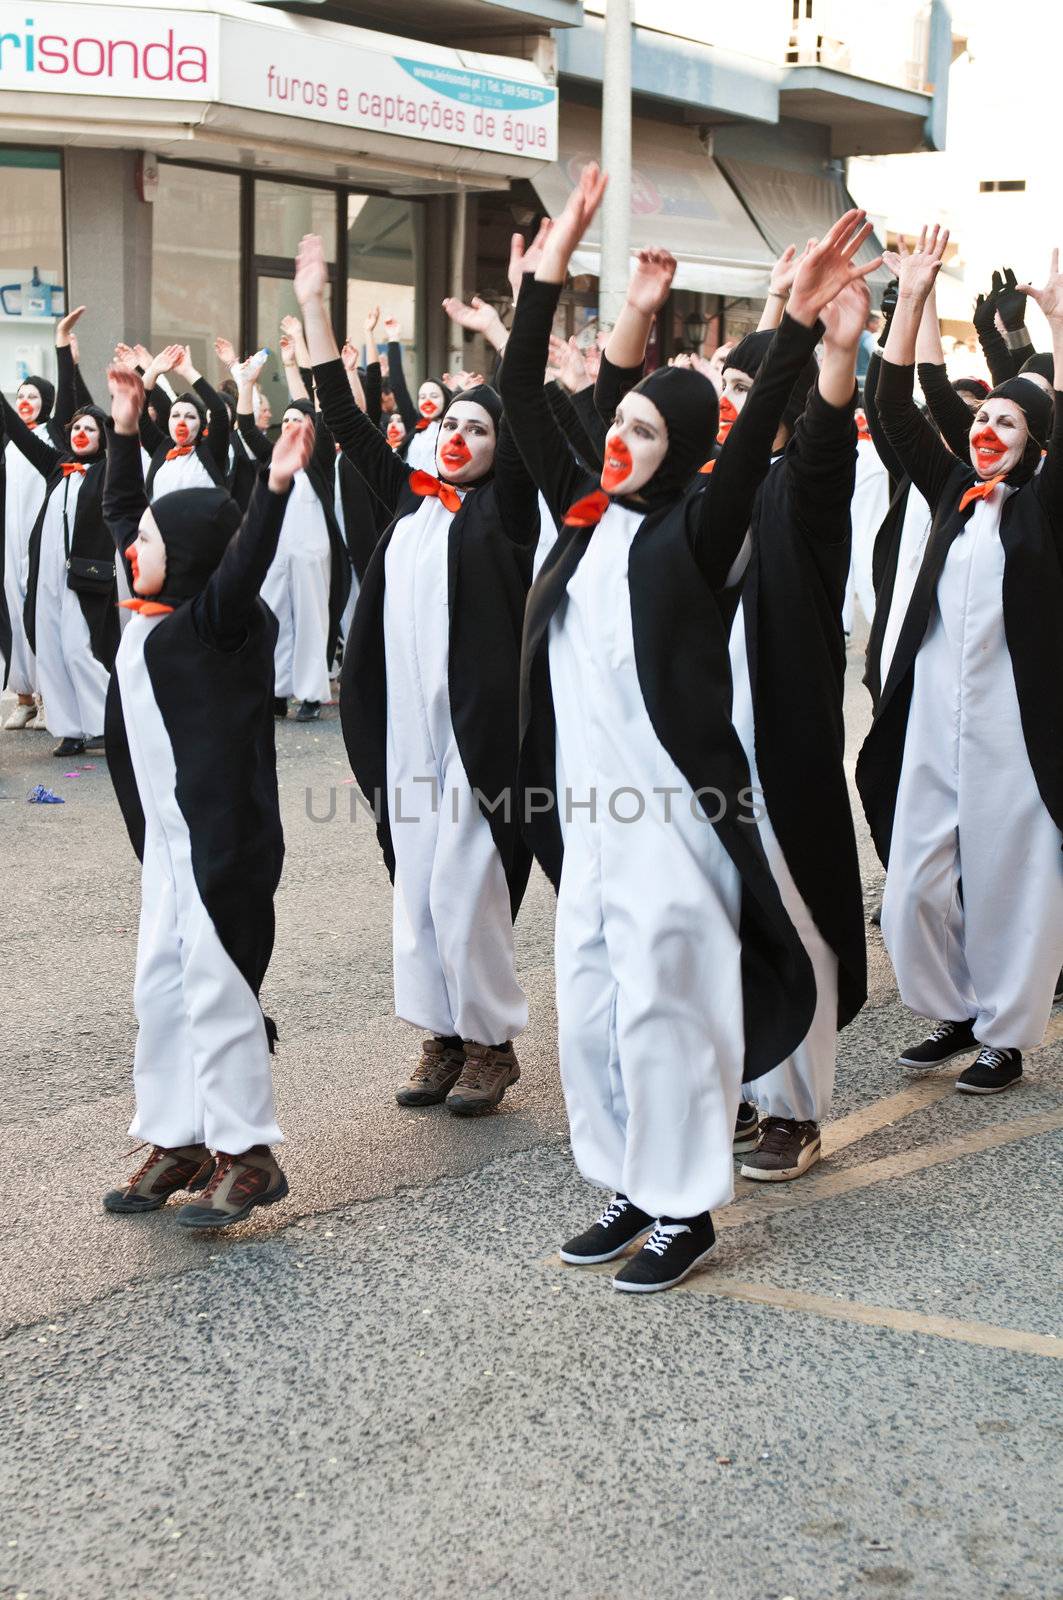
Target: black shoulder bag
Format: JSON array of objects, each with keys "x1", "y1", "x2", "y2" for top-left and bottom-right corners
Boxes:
[{"x1": 63, "y1": 469, "x2": 116, "y2": 597}]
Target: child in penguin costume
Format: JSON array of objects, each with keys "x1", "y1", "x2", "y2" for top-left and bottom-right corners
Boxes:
[
  {"x1": 501, "y1": 171, "x2": 874, "y2": 1293},
  {"x1": 857, "y1": 233, "x2": 1063, "y2": 1096},
  {"x1": 295, "y1": 232, "x2": 540, "y2": 1116},
  {"x1": 137, "y1": 343, "x2": 231, "y2": 501},
  {"x1": 99, "y1": 368, "x2": 312, "y2": 1227}
]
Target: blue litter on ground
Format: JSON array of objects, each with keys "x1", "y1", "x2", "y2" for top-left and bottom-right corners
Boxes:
[{"x1": 27, "y1": 784, "x2": 64, "y2": 804}]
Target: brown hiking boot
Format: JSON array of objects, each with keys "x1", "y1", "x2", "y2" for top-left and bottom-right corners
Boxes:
[
  {"x1": 102, "y1": 1144, "x2": 214, "y2": 1214},
  {"x1": 175, "y1": 1145, "x2": 288, "y2": 1229},
  {"x1": 740, "y1": 1117, "x2": 822, "y2": 1182},
  {"x1": 446, "y1": 1042, "x2": 520, "y2": 1117},
  {"x1": 396, "y1": 1037, "x2": 466, "y2": 1107}
]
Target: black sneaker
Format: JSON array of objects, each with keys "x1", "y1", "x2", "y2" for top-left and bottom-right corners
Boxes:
[
  {"x1": 733, "y1": 1102, "x2": 760, "y2": 1153},
  {"x1": 295, "y1": 700, "x2": 321, "y2": 723},
  {"x1": 896, "y1": 1018, "x2": 977, "y2": 1069},
  {"x1": 273, "y1": 697, "x2": 289, "y2": 719},
  {"x1": 1053, "y1": 970, "x2": 1063, "y2": 1006},
  {"x1": 956, "y1": 1047, "x2": 1022, "y2": 1095},
  {"x1": 53, "y1": 737, "x2": 86, "y2": 758},
  {"x1": 740, "y1": 1116, "x2": 821, "y2": 1181},
  {"x1": 560, "y1": 1195, "x2": 653, "y2": 1265},
  {"x1": 611, "y1": 1212, "x2": 716, "y2": 1294}
]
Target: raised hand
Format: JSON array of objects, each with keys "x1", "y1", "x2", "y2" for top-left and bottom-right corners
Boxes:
[
  {"x1": 69, "y1": 333, "x2": 80, "y2": 365},
  {"x1": 132, "y1": 343, "x2": 153, "y2": 370},
  {"x1": 279, "y1": 333, "x2": 297, "y2": 367},
  {"x1": 113, "y1": 342, "x2": 138, "y2": 373},
  {"x1": 107, "y1": 365, "x2": 145, "y2": 436},
  {"x1": 626, "y1": 248, "x2": 677, "y2": 316},
  {"x1": 364, "y1": 304, "x2": 381, "y2": 335},
  {"x1": 884, "y1": 225, "x2": 948, "y2": 309},
  {"x1": 269, "y1": 415, "x2": 314, "y2": 492},
  {"x1": 538, "y1": 164, "x2": 609, "y2": 284},
  {"x1": 383, "y1": 314, "x2": 401, "y2": 341},
  {"x1": 294, "y1": 234, "x2": 329, "y2": 307},
  {"x1": 508, "y1": 218, "x2": 553, "y2": 301},
  {"x1": 1018, "y1": 249, "x2": 1063, "y2": 327},
  {"x1": 820, "y1": 278, "x2": 872, "y2": 351},
  {"x1": 172, "y1": 345, "x2": 197, "y2": 384},
  {"x1": 280, "y1": 313, "x2": 303, "y2": 340},
  {"x1": 442, "y1": 295, "x2": 498, "y2": 334},
  {"x1": 669, "y1": 352, "x2": 693, "y2": 369},
  {"x1": 341, "y1": 340, "x2": 360, "y2": 373},
  {"x1": 154, "y1": 344, "x2": 186, "y2": 376},
  {"x1": 788, "y1": 209, "x2": 885, "y2": 327},
  {"x1": 770, "y1": 240, "x2": 815, "y2": 300},
  {"x1": 55, "y1": 305, "x2": 86, "y2": 348},
  {"x1": 996, "y1": 266, "x2": 1028, "y2": 331}
]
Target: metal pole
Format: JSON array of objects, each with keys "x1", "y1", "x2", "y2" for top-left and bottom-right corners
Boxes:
[
  {"x1": 598, "y1": 0, "x2": 632, "y2": 329},
  {"x1": 448, "y1": 190, "x2": 467, "y2": 374}
]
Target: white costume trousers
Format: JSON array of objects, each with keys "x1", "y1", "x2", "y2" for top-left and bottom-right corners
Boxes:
[
  {"x1": 730, "y1": 600, "x2": 839, "y2": 1124},
  {"x1": 335, "y1": 468, "x2": 360, "y2": 646},
  {"x1": 3, "y1": 439, "x2": 44, "y2": 694},
  {"x1": 34, "y1": 477, "x2": 109, "y2": 738},
  {"x1": 882, "y1": 484, "x2": 1063, "y2": 1050},
  {"x1": 879, "y1": 484, "x2": 932, "y2": 689},
  {"x1": 383, "y1": 496, "x2": 526, "y2": 1045},
  {"x1": 550, "y1": 504, "x2": 745, "y2": 1219},
  {"x1": 118, "y1": 614, "x2": 282, "y2": 1152},
  {"x1": 842, "y1": 438, "x2": 889, "y2": 632},
  {"x1": 260, "y1": 472, "x2": 332, "y2": 704}
]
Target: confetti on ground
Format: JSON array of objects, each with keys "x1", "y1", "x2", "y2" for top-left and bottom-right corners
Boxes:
[{"x1": 27, "y1": 784, "x2": 64, "y2": 804}]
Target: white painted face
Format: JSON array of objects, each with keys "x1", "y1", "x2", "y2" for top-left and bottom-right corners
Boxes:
[
  {"x1": 282, "y1": 406, "x2": 312, "y2": 433},
  {"x1": 718, "y1": 366, "x2": 755, "y2": 440},
  {"x1": 69, "y1": 413, "x2": 101, "y2": 458},
  {"x1": 435, "y1": 400, "x2": 496, "y2": 484},
  {"x1": 707, "y1": 343, "x2": 735, "y2": 397},
  {"x1": 600, "y1": 391, "x2": 668, "y2": 496},
  {"x1": 969, "y1": 397, "x2": 1028, "y2": 480},
  {"x1": 169, "y1": 401, "x2": 201, "y2": 447},
  {"x1": 16, "y1": 383, "x2": 42, "y2": 424},
  {"x1": 418, "y1": 381, "x2": 446, "y2": 420},
  {"x1": 126, "y1": 508, "x2": 167, "y2": 595}
]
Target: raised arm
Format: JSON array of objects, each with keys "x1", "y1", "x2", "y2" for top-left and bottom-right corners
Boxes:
[
  {"x1": 1, "y1": 393, "x2": 61, "y2": 476},
  {"x1": 915, "y1": 281, "x2": 973, "y2": 459},
  {"x1": 138, "y1": 344, "x2": 184, "y2": 454},
  {"x1": 1019, "y1": 250, "x2": 1063, "y2": 538},
  {"x1": 756, "y1": 241, "x2": 813, "y2": 333},
  {"x1": 54, "y1": 307, "x2": 87, "y2": 428},
  {"x1": 879, "y1": 226, "x2": 960, "y2": 507},
  {"x1": 182, "y1": 357, "x2": 230, "y2": 470},
  {"x1": 784, "y1": 278, "x2": 862, "y2": 544},
  {"x1": 279, "y1": 333, "x2": 310, "y2": 403},
  {"x1": 362, "y1": 359, "x2": 382, "y2": 428},
  {"x1": 973, "y1": 269, "x2": 1034, "y2": 384},
  {"x1": 383, "y1": 321, "x2": 419, "y2": 431},
  {"x1": 103, "y1": 369, "x2": 149, "y2": 584},
  {"x1": 199, "y1": 421, "x2": 309, "y2": 646},
  {"x1": 296, "y1": 234, "x2": 407, "y2": 515}
]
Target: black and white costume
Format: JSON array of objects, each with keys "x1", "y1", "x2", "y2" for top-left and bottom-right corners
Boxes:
[
  {"x1": 314, "y1": 356, "x2": 538, "y2": 1046},
  {"x1": 501, "y1": 277, "x2": 818, "y2": 1219},
  {"x1": 103, "y1": 433, "x2": 288, "y2": 1152},
  {"x1": 3, "y1": 371, "x2": 66, "y2": 697},
  {"x1": 857, "y1": 366, "x2": 1063, "y2": 1050},
  {"x1": 140, "y1": 378, "x2": 230, "y2": 502}
]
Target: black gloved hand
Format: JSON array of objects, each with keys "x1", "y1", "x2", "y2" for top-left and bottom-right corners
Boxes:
[
  {"x1": 996, "y1": 266, "x2": 1028, "y2": 332},
  {"x1": 973, "y1": 269, "x2": 1003, "y2": 334},
  {"x1": 878, "y1": 278, "x2": 899, "y2": 347}
]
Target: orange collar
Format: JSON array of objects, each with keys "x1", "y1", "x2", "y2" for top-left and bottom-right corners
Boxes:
[
  {"x1": 61, "y1": 461, "x2": 87, "y2": 477},
  {"x1": 120, "y1": 598, "x2": 175, "y2": 616},
  {"x1": 165, "y1": 444, "x2": 196, "y2": 461},
  {"x1": 562, "y1": 489, "x2": 610, "y2": 528},
  {"x1": 958, "y1": 472, "x2": 1006, "y2": 513},
  {"x1": 698, "y1": 458, "x2": 716, "y2": 476},
  {"x1": 409, "y1": 469, "x2": 462, "y2": 513}
]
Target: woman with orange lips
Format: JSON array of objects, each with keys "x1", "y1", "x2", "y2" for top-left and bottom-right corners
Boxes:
[
  {"x1": 858, "y1": 231, "x2": 1063, "y2": 1096},
  {"x1": 0, "y1": 307, "x2": 116, "y2": 758},
  {"x1": 296, "y1": 233, "x2": 541, "y2": 1118},
  {"x1": 136, "y1": 342, "x2": 231, "y2": 502}
]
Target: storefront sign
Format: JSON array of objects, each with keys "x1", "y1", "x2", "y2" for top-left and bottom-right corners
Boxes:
[{"x1": 0, "y1": 3, "x2": 558, "y2": 161}]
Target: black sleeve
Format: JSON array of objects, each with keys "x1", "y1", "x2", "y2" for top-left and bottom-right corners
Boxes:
[
  {"x1": 491, "y1": 413, "x2": 541, "y2": 549},
  {"x1": 977, "y1": 320, "x2": 1023, "y2": 386},
  {"x1": 198, "y1": 470, "x2": 293, "y2": 648},
  {"x1": 568, "y1": 384, "x2": 607, "y2": 472},
  {"x1": 862, "y1": 351, "x2": 904, "y2": 488},
  {"x1": 309, "y1": 410, "x2": 335, "y2": 479},
  {"x1": 363, "y1": 362, "x2": 382, "y2": 429},
  {"x1": 875, "y1": 359, "x2": 958, "y2": 511},
  {"x1": 594, "y1": 351, "x2": 644, "y2": 423},
  {"x1": 298, "y1": 366, "x2": 316, "y2": 406},
  {"x1": 101, "y1": 431, "x2": 147, "y2": 588},
  {"x1": 193, "y1": 376, "x2": 230, "y2": 470},
  {"x1": 1, "y1": 395, "x2": 62, "y2": 477},
  {"x1": 72, "y1": 358, "x2": 94, "y2": 413},
  {"x1": 386, "y1": 341, "x2": 419, "y2": 432},
  {"x1": 314, "y1": 356, "x2": 408, "y2": 519},
  {"x1": 139, "y1": 390, "x2": 166, "y2": 457},
  {"x1": 236, "y1": 410, "x2": 275, "y2": 467},
  {"x1": 918, "y1": 361, "x2": 974, "y2": 461},
  {"x1": 692, "y1": 312, "x2": 822, "y2": 588},
  {"x1": 497, "y1": 276, "x2": 595, "y2": 528},
  {"x1": 545, "y1": 382, "x2": 602, "y2": 475},
  {"x1": 54, "y1": 344, "x2": 80, "y2": 430},
  {"x1": 785, "y1": 381, "x2": 857, "y2": 546},
  {"x1": 145, "y1": 378, "x2": 171, "y2": 435},
  {"x1": 1034, "y1": 386, "x2": 1063, "y2": 549}
]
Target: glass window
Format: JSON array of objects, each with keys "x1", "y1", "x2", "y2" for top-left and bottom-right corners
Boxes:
[
  {"x1": 0, "y1": 149, "x2": 64, "y2": 395},
  {"x1": 151, "y1": 164, "x2": 241, "y2": 380},
  {"x1": 255, "y1": 181, "x2": 336, "y2": 262},
  {"x1": 255, "y1": 273, "x2": 332, "y2": 424},
  {"x1": 346, "y1": 193, "x2": 418, "y2": 374}
]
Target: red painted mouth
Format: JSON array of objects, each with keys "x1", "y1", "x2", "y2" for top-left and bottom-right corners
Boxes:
[
  {"x1": 971, "y1": 426, "x2": 1007, "y2": 475},
  {"x1": 439, "y1": 437, "x2": 472, "y2": 471},
  {"x1": 125, "y1": 543, "x2": 140, "y2": 584},
  {"x1": 17, "y1": 399, "x2": 36, "y2": 420},
  {"x1": 387, "y1": 422, "x2": 405, "y2": 446},
  {"x1": 600, "y1": 434, "x2": 633, "y2": 493},
  {"x1": 419, "y1": 399, "x2": 439, "y2": 418},
  {"x1": 173, "y1": 421, "x2": 192, "y2": 444},
  {"x1": 71, "y1": 432, "x2": 91, "y2": 452},
  {"x1": 717, "y1": 394, "x2": 738, "y2": 443}
]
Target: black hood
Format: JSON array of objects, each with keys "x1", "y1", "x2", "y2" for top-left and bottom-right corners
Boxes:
[
  {"x1": 68, "y1": 405, "x2": 110, "y2": 462},
  {"x1": 622, "y1": 366, "x2": 718, "y2": 507},
  {"x1": 19, "y1": 374, "x2": 55, "y2": 422},
  {"x1": 149, "y1": 486, "x2": 242, "y2": 607},
  {"x1": 725, "y1": 328, "x2": 819, "y2": 442},
  {"x1": 985, "y1": 376, "x2": 1052, "y2": 485},
  {"x1": 1020, "y1": 351, "x2": 1054, "y2": 384},
  {"x1": 436, "y1": 383, "x2": 502, "y2": 489}
]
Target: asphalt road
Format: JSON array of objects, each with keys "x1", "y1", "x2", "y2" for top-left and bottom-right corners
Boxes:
[{"x1": 1, "y1": 630, "x2": 1060, "y2": 1600}]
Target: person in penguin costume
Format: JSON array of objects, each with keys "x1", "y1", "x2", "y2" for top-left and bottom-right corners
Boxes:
[
  {"x1": 137, "y1": 343, "x2": 231, "y2": 502},
  {"x1": 857, "y1": 232, "x2": 1063, "y2": 1096},
  {"x1": 1, "y1": 312, "x2": 117, "y2": 758},
  {"x1": 501, "y1": 170, "x2": 876, "y2": 1292},
  {"x1": 98, "y1": 366, "x2": 311, "y2": 1226},
  {"x1": 383, "y1": 316, "x2": 453, "y2": 473},
  {"x1": 590, "y1": 243, "x2": 871, "y2": 1186},
  {"x1": 2, "y1": 307, "x2": 86, "y2": 729},
  {"x1": 295, "y1": 231, "x2": 540, "y2": 1116},
  {"x1": 234, "y1": 367, "x2": 350, "y2": 722}
]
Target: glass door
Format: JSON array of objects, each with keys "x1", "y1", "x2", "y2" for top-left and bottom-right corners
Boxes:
[{"x1": 251, "y1": 179, "x2": 339, "y2": 430}]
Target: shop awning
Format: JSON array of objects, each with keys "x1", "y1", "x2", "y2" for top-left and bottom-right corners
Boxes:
[
  {"x1": 715, "y1": 156, "x2": 892, "y2": 296},
  {"x1": 532, "y1": 105, "x2": 775, "y2": 299}
]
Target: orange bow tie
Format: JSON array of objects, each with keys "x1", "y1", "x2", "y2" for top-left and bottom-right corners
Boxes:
[
  {"x1": 165, "y1": 444, "x2": 195, "y2": 461},
  {"x1": 562, "y1": 490, "x2": 610, "y2": 529},
  {"x1": 958, "y1": 472, "x2": 1006, "y2": 512},
  {"x1": 61, "y1": 461, "x2": 87, "y2": 477},
  {"x1": 698, "y1": 458, "x2": 716, "y2": 476},
  {"x1": 409, "y1": 469, "x2": 462, "y2": 513},
  {"x1": 119, "y1": 598, "x2": 175, "y2": 615},
  {"x1": 414, "y1": 418, "x2": 432, "y2": 433}
]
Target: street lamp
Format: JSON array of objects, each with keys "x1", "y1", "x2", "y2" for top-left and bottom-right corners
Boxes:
[{"x1": 683, "y1": 310, "x2": 707, "y2": 352}]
